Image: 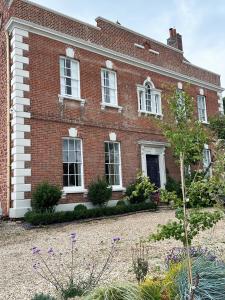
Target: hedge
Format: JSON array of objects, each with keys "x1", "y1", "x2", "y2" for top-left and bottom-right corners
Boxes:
[{"x1": 24, "y1": 202, "x2": 157, "y2": 226}]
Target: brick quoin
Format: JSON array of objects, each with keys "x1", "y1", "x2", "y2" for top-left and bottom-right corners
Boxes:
[{"x1": 0, "y1": 0, "x2": 224, "y2": 217}]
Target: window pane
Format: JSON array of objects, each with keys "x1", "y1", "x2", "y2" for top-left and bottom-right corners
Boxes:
[
  {"x1": 109, "y1": 72, "x2": 115, "y2": 89},
  {"x1": 63, "y1": 151, "x2": 68, "y2": 162},
  {"x1": 69, "y1": 163, "x2": 75, "y2": 175},
  {"x1": 114, "y1": 164, "x2": 119, "y2": 175},
  {"x1": 114, "y1": 174, "x2": 120, "y2": 185},
  {"x1": 75, "y1": 140, "x2": 81, "y2": 151},
  {"x1": 69, "y1": 139, "x2": 74, "y2": 150},
  {"x1": 75, "y1": 151, "x2": 81, "y2": 163},
  {"x1": 63, "y1": 139, "x2": 68, "y2": 151},
  {"x1": 63, "y1": 163, "x2": 68, "y2": 175},
  {"x1": 74, "y1": 163, "x2": 80, "y2": 174},
  {"x1": 76, "y1": 174, "x2": 82, "y2": 186},
  {"x1": 71, "y1": 61, "x2": 78, "y2": 79},
  {"x1": 68, "y1": 151, "x2": 75, "y2": 162},
  {"x1": 69, "y1": 175, "x2": 75, "y2": 186},
  {"x1": 110, "y1": 89, "x2": 116, "y2": 104},
  {"x1": 66, "y1": 86, "x2": 72, "y2": 95},
  {"x1": 63, "y1": 175, "x2": 68, "y2": 187}
]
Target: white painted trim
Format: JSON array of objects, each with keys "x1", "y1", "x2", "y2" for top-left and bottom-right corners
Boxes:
[
  {"x1": 63, "y1": 187, "x2": 88, "y2": 194},
  {"x1": 134, "y1": 43, "x2": 145, "y2": 49},
  {"x1": 5, "y1": 18, "x2": 224, "y2": 92},
  {"x1": 138, "y1": 140, "x2": 170, "y2": 147},
  {"x1": 62, "y1": 137, "x2": 85, "y2": 192},
  {"x1": 217, "y1": 92, "x2": 224, "y2": 115},
  {"x1": 13, "y1": 199, "x2": 31, "y2": 209},
  {"x1": 13, "y1": 184, "x2": 31, "y2": 192},
  {"x1": 149, "y1": 49, "x2": 159, "y2": 55},
  {"x1": 58, "y1": 94, "x2": 85, "y2": 106},
  {"x1": 12, "y1": 177, "x2": 25, "y2": 184},
  {"x1": 141, "y1": 142, "x2": 167, "y2": 188},
  {"x1": 13, "y1": 153, "x2": 31, "y2": 161},
  {"x1": 101, "y1": 68, "x2": 118, "y2": 106},
  {"x1": 11, "y1": 161, "x2": 25, "y2": 170},
  {"x1": 12, "y1": 41, "x2": 29, "y2": 51},
  {"x1": 100, "y1": 102, "x2": 123, "y2": 113},
  {"x1": 56, "y1": 199, "x2": 119, "y2": 212},
  {"x1": 11, "y1": 192, "x2": 25, "y2": 200},
  {"x1": 9, "y1": 207, "x2": 30, "y2": 218},
  {"x1": 12, "y1": 27, "x2": 29, "y2": 38}
]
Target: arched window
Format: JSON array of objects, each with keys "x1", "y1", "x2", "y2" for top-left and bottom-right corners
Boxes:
[
  {"x1": 137, "y1": 79, "x2": 162, "y2": 115},
  {"x1": 145, "y1": 83, "x2": 152, "y2": 112}
]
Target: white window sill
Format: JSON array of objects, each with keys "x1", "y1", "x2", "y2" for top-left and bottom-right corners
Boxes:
[
  {"x1": 138, "y1": 110, "x2": 163, "y2": 118},
  {"x1": 111, "y1": 186, "x2": 126, "y2": 192},
  {"x1": 101, "y1": 102, "x2": 123, "y2": 113},
  {"x1": 58, "y1": 95, "x2": 86, "y2": 106},
  {"x1": 63, "y1": 187, "x2": 88, "y2": 194}
]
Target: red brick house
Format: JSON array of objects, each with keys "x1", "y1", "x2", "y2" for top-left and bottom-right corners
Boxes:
[{"x1": 0, "y1": 0, "x2": 224, "y2": 218}]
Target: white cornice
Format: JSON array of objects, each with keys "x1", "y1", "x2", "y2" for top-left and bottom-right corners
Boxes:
[{"x1": 5, "y1": 18, "x2": 224, "y2": 93}]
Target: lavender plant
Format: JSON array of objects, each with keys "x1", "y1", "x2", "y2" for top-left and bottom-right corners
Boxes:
[
  {"x1": 31, "y1": 234, "x2": 120, "y2": 299},
  {"x1": 165, "y1": 246, "x2": 217, "y2": 269}
]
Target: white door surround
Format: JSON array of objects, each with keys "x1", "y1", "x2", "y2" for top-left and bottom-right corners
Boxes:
[{"x1": 139, "y1": 140, "x2": 168, "y2": 188}]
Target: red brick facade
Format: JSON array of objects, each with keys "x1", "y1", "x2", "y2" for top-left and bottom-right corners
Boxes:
[{"x1": 0, "y1": 0, "x2": 223, "y2": 217}]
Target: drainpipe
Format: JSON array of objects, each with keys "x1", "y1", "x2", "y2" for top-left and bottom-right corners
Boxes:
[{"x1": 6, "y1": 30, "x2": 11, "y2": 216}]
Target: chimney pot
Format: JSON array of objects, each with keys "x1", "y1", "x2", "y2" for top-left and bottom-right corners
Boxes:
[{"x1": 167, "y1": 28, "x2": 183, "y2": 51}]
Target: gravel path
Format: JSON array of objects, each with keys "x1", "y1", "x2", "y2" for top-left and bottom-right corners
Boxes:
[{"x1": 0, "y1": 210, "x2": 225, "y2": 300}]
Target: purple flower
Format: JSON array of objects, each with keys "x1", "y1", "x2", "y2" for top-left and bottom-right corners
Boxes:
[
  {"x1": 70, "y1": 232, "x2": 77, "y2": 243},
  {"x1": 112, "y1": 237, "x2": 121, "y2": 243},
  {"x1": 48, "y1": 248, "x2": 54, "y2": 255},
  {"x1": 31, "y1": 247, "x2": 41, "y2": 255}
]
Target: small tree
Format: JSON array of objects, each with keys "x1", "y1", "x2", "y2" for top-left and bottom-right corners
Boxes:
[{"x1": 151, "y1": 87, "x2": 223, "y2": 294}]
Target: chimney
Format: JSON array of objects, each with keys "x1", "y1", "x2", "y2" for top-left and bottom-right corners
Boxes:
[{"x1": 167, "y1": 28, "x2": 183, "y2": 51}]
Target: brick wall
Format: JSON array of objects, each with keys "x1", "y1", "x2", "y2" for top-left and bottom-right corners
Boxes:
[
  {"x1": 26, "y1": 33, "x2": 219, "y2": 205},
  {"x1": 0, "y1": 0, "x2": 222, "y2": 216},
  {"x1": 0, "y1": 0, "x2": 11, "y2": 216},
  {"x1": 9, "y1": 0, "x2": 221, "y2": 86}
]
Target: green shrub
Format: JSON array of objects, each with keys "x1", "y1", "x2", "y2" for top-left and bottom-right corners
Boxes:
[
  {"x1": 31, "y1": 182, "x2": 62, "y2": 212},
  {"x1": 73, "y1": 204, "x2": 88, "y2": 219},
  {"x1": 125, "y1": 173, "x2": 156, "y2": 204},
  {"x1": 116, "y1": 200, "x2": 127, "y2": 208},
  {"x1": 88, "y1": 178, "x2": 112, "y2": 206},
  {"x1": 165, "y1": 175, "x2": 182, "y2": 198},
  {"x1": 31, "y1": 294, "x2": 56, "y2": 300},
  {"x1": 25, "y1": 202, "x2": 157, "y2": 226},
  {"x1": 84, "y1": 283, "x2": 140, "y2": 300}
]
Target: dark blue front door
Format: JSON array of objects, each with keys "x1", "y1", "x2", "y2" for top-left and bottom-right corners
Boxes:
[{"x1": 146, "y1": 154, "x2": 161, "y2": 188}]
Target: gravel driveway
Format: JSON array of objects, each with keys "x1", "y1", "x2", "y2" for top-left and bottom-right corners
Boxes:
[{"x1": 0, "y1": 209, "x2": 225, "y2": 300}]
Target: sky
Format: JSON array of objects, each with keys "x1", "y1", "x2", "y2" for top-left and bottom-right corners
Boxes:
[{"x1": 30, "y1": 0, "x2": 225, "y2": 91}]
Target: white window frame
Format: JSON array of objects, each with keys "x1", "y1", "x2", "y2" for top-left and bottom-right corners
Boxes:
[
  {"x1": 101, "y1": 69, "x2": 118, "y2": 107},
  {"x1": 197, "y1": 95, "x2": 208, "y2": 123},
  {"x1": 203, "y1": 144, "x2": 212, "y2": 176},
  {"x1": 104, "y1": 141, "x2": 123, "y2": 190},
  {"x1": 137, "y1": 81, "x2": 162, "y2": 116},
  {"x1": 59, "y1": 56, "x2": 81, "y2": 100},
  {"x1": 62, "y1": 137, "x2": 85, "y2": 193}
]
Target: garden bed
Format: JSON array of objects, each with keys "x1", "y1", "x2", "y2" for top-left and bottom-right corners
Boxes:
[{"x1": 0, "y1": 209, "x2": 225, "y2": 299}]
